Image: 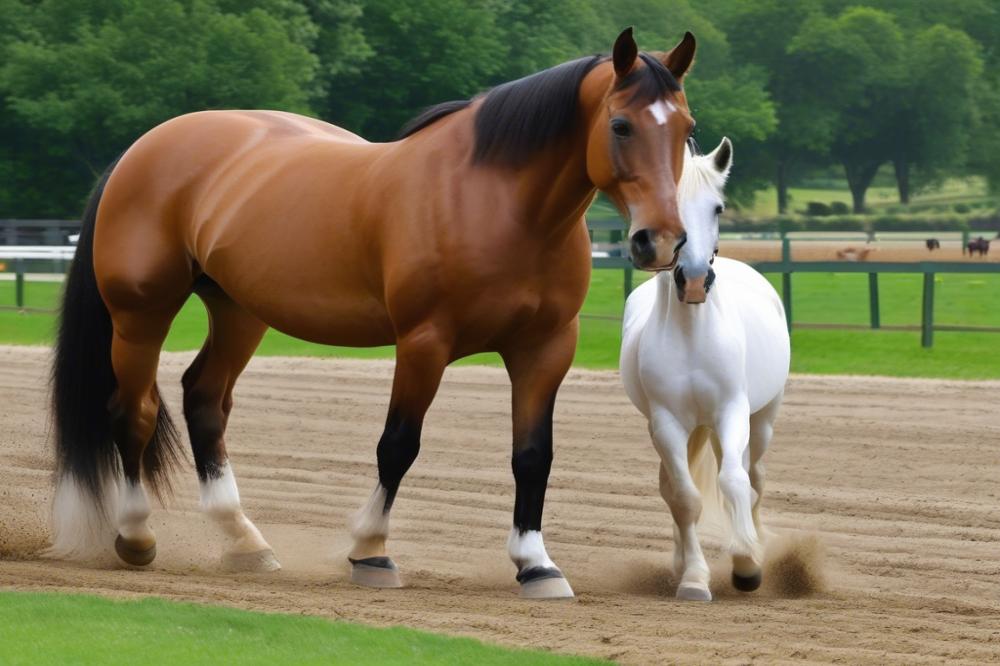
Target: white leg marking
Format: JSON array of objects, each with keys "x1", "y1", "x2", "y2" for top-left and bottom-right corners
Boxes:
[
  {"x1": 118, "y1": 479, "x2": 154, "y2": 542},
  {"x1": 507, "y1": 527, "x2": 557, "y2": 571},
  {"x1": 47, "y1": 472, "x2": 119, "y2": 561},
  {"x1": 200, "y1": 461, "x2": 270, "y2": 554},
  {"x1": 351, "y1": 484, "x2": 390, "y2": 542}
]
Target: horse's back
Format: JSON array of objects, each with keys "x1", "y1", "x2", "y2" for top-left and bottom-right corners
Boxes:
[
  {"x1": 713, "y1": 257, "x2": 790, "y2": 411},
  {"x1": 95, "y1": 110, "x2": 395, "y2": 344}
]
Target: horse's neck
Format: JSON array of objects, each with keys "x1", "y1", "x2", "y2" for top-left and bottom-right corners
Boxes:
[
  {"x1": 654, "y1": 272, "x2": 717, "y2": 329},
  {"x1": 514, "y1": 149, "x2": 595, "y2": 232}
]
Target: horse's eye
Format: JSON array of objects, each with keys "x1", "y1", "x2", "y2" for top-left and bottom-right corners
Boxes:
[
  {"x1": 714, "y1": 205, "x2": 724, "y2": 216},
  {"x1": 611, "y1": 118, "x2": 632, "y2": 138}
]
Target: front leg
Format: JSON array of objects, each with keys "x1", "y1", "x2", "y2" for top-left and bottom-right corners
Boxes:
[
  {"x1": 349, "y1": 323, "x2": 450, "y2": 588},
  {"x1": 501, "y1": 322, "x2": 577, "y2": 599}
]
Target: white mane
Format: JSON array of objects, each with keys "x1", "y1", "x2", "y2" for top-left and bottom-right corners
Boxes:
[{"x1": 678, "y1": 144, "x2": 728, "y2": 205}]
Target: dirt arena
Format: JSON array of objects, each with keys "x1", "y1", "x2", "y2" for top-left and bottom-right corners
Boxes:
[
  {"x1": 1, "y1": 345, "x2": 999, "y2": 664},
  {"x1": 720, "y1": 237, "x2": 999, "y2": 264}
]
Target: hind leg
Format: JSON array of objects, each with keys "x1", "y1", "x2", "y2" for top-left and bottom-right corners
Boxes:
[
  {"x1": 108, "y1": 303, "x2": 184, "y2": 566},
  {"x1": 748, "y1": 395, "x2": 782, "y2": 542},
  {"x1": 182, "y1": 287, "x2": 277, "y2": 572}
]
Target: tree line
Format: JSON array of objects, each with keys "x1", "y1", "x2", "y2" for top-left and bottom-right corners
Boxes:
[{"x1": 1, "y1": 0, "x2": 997, "y2": 218}]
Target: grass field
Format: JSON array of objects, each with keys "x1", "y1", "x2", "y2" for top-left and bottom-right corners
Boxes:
[
  {"x1": 745, "y1": 175, "x2": 992, "y2": 217},
  {"x1": 0, "y1": 592, "x2": 601, "y2": 665},
  {"x1": 2, "y1": 270, "x2": 998, "y2": 379}
]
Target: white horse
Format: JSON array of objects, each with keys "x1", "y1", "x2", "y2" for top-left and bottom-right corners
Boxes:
[{"x1": 620, "y1": 138, "x2": 790, "y2": 601}]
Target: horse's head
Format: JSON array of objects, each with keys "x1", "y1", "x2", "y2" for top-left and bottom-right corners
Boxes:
[
  {"x1": 673, "y1": 137, "x2": 732, "y2": 304},
  {"x1": 585, "y1": 28, "x2": 697, "y2": 272}
]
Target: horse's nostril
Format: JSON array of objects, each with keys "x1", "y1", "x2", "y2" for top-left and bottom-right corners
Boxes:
[{"x1": 629, "y1": 229, "x2": 656, "y2": 267}]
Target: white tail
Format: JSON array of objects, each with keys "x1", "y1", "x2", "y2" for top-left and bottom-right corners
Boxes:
[
  {"x1": 46, "y1": 472, "x2": 119, "y2": 562},
  {"x1": 687, "y1": 428, "x2": 725, "y2": 537}
]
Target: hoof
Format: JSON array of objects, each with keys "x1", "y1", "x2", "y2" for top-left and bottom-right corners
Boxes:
[
  {"x1": 115, "y1": 534, "x2": 156, "y2": 567},
  {"x1": 517, "y1": 567, "x2": 575, "y2": 600},
  {"x1": 676, "y1": 582, "x2": 712, "y2": 602},
  {"x1": 350, "y1": 556, "x2": 402, "y2": 588},
  {"x1": 222, "y1": 549, "x2": 282, "y2": 573},
  {"x1": 732, "y1": 570, "x2": 762, "y2": 592}
]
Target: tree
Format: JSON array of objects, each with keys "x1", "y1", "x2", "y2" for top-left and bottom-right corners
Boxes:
[
  {"x1": 321, "y1": 0, "x2": 506, "y2": 140},
  {"x1": 710, "y1": 0, "x2": 828, "y2": 213},
  {"x1": 0, "y1": 0, "x2": 334, "y2": 216},
  {"x1": 889, "y1": 25, "x2": 982, "y2": 203},
  {"x1": 788, "y1": 7, "x2": 905, "y2": 213}
]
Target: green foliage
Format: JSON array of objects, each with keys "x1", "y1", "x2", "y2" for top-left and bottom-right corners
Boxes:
[
  {"x1": 0, "y1": 0, "x2": 358, "y2": 215},
  {"x1": 322, "y1": 0, "x2": 506, "y2": 139},
  {"x1": 0, "y1": 0, "x2": 997, "y2": 218}
]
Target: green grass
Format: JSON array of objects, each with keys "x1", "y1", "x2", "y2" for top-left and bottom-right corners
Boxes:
[
  {"x1": 2, "y1": 270, "x2": 999, "y2": 379},
  {"x1": 745, "y1": 175, "x2": 992, "y2": 217},
  {"x1": 0, "y1": 591, "x2": 602, "y2": 665}
]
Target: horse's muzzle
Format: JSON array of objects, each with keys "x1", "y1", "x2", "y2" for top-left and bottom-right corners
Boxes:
[
  {"x1": 629, "y1": 230, "x2": 686, "y2": 271},
  {"x1": 674, "y1": 266, "x2": 716, "y2": 304}
]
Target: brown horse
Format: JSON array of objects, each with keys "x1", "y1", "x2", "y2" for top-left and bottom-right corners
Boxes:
[{"x1": 49, "y1": 28, "x2": 697, "y2": 598}]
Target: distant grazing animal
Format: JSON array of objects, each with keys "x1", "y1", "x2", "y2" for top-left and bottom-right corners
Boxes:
[
  {"x1": 965, "y1": 236, "x2": 990, "y2": 257},
  {"x1": 46, "y1": 28, "x2": 699, "y2": 600},
  {"x1": 621, "y1": 138, "x2": 790, "y2": 601},
  {"x1": 925, "y1": 238, "x2": 940, "y2": 251},
  {"x1": 836, "y1": 247, "x2": 875, "y2": 261}
]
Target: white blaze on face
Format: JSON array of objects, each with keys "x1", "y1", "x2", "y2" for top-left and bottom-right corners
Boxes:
[{"x1": 647, "y1": 99, "x2": 676, "y2": 126}]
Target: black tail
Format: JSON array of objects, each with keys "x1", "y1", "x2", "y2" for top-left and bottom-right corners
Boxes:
[{"x1": 52, "y1": 160, "x2": 181, "y2": 505}]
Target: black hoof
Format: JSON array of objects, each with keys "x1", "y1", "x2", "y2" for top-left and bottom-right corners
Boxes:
[
  {"x1": 516, "y1": 567, "x2": 574, "y2": 599},
  {"x1": 515, "y1": 566, "x2": 564, "y2": 584},
  {"x1": 349, "y1": 556, "x2": 402, "y2": 588},
  {"x1": 348, "y1": 556, "x2": 397, "y2": 571},
  {"x1": 115, "y1": 534, "x2": 156, "y2": 567},
  {"x1": 732, "y1": 570, "x2": 762, "y2": 592}
]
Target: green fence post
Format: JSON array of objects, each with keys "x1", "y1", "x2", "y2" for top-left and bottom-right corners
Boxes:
[
  {"x1": 15, "y1": 258, "x2": 25, "y2": 309},
  {"x1": 781, "y1": 236, "x2": 791, "y2": 263},
  {"x1": 781, "y1": 272, "x2": 792, "y2": 334},
  {"x1": 623, "y1": 263, "x2": 633, "y2": 299},
  {"x1": 961, "y1": 229, "x2": 970, "y2": 250},
  {"x1": 868, "y1": 272, "x2": 880, "y2": 329},
  {"x1": 921, "y1": 272, "x2": 935, "y2": 348}
]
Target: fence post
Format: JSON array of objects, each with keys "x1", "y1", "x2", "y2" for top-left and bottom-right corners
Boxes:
[
  {"x1": 921, "y1": 272, "x2": 935, "y2": 348},
  {"x1": 781, "y1": 272, "x2": 792, "y2": 334},
  {"x1": 15, "y1": 258, "x2": 25, "y2": 309},
  {"x1": 780, "y1": 237, "x2": 792, "y2": 334},
  {"x1": 961, "y1": 229, "x2": 970, "y2": 250},
  {"x1": 623, "y1": 264, "x2": 633, "y2": 299},
  {"x1": 868, "y1": 272, "x2": 880, "y2": 329}
]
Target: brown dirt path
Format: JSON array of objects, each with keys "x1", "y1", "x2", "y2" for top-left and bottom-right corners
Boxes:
[{"x1": 1, "y1": 346, "x2": 998, "y2": 664}]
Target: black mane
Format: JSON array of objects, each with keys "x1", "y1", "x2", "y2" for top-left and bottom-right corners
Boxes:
[
  {"x1": 398, "y1": 100, "x2": 473, "y2": 139},
  {"x1": 471, "y1": 55, "x2": 602, "y2": 166},
  {"x1": 615, "y1": 53, "x2": 681, "y2": 103},
  {"x1": 399, "y1": 52, "x2": 681, "y2": 168}
]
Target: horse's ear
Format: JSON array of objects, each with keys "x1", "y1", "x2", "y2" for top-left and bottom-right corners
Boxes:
[
  {"x1": 709, "y1": 137, "x2": 733, "y2": 175},
  {"x1": 612, "y1": 27, "x2": 638, "y2": 78},
  {"x1": 662, "y1": 31, "x2": 696, "y2": 81}
]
